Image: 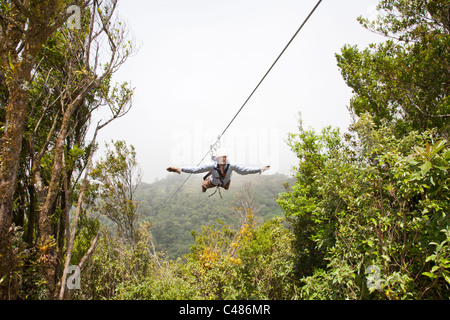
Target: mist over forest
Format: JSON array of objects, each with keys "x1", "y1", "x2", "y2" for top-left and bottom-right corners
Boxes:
[{"x1": 134, "y1": 173, "x2": 295, "y2": 258}]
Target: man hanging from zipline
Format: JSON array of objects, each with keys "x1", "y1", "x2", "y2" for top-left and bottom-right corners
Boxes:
[{"x1": 167, "y1": 148, "x2": 270, "y2": 193}]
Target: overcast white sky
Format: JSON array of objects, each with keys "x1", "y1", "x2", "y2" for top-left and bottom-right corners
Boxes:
[{"x1": 92, "y1": 0, "x2": 385, "y2": 183}]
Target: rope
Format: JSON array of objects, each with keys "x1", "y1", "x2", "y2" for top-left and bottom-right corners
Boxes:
[
  {"x1": 208, "y1": 186, "x2": 223, "y2": 199},
  {"x1": 174, "y1": 0, "x2": 323, "y2": 195}
]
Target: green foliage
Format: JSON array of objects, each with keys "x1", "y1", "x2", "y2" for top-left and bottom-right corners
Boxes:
[
  {"x1": 274, "y1": 0, "x2": 449, "y2": 300},
  {"x1": 276, "y1": 120, "x2": 342, "y2": 278},
  {"x1": 237, "y1": 217, "x2": 296, "y2": 299},
  {"x1": 136, "y1": 173, "x2": 294, "y2": 259},
  {"x1": 70, "y1": 215, "x2": 101, "y2": 266},
  {"x1": 91, "y1": 140, "x2": 142, "y2": 242},
  {"x1": 115, "y1": 276, "x2": 199, "y2": 300},
  {"x1": 278, "y1": 114, "x2": 449, "y2": 299},
  {"x1": 182, "y1": 211, "x2": 296, "y2": 300},
  {"x1": 336, "y1": 0, "x2": 449, "y2": 137},
  {"x1": 77, "y1": 194, "x2": 297, "y2": 300},
  {"x1": 423, "y1": 227, "x2": 450, "y2": 287},
  {"x1": 8, "y1": 0, "x2": 449, "y2": 301},
  {"x1": 2, "y1": 0, "x2": 135, "y2": 299},
  {"x1": 74, "y1": 223, "x2": 157, "y2": 300}
]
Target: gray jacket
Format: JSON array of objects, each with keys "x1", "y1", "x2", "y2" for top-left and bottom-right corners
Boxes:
[{"x1": 181, "y1": 161, "x2": 261, "y2": 186}]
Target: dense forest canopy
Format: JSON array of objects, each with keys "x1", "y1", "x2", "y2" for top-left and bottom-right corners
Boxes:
[
  {"x1": 0, "y1": 0, "x2": 448, "y2": 300},
  {"x1": 0, "y1": 0, "x2": 134, "y2": 299},
  {"x1": 276, "y1": 0, "x2": 449, "y2": 299},
  {"x1": 135, "y1": 173, "x2": 294, "y2": 259}
]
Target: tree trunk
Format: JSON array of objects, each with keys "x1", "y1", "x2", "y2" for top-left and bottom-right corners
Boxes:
[
  {"x1": 59, "y1": 126, "x2": 99, "y2": 300},
  {"x1": 37, "y1": 89, "x2": 95, "y2": 298},
  {"x1": 0, "y1": 84, "x2": 31, "y2": 299},
  {"x1": 0, "y1": 0, "x2": 66, "y2": 298}
]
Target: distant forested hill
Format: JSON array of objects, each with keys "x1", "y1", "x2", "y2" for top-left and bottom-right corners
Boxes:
[{"x1": 135, "y1": 173, "x2": 295, "y2": 258}]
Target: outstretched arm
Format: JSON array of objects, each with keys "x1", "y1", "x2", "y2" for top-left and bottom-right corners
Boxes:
[
  {"x1": 181, "y1": 163, "x2": 215, "y2": 174},
  {"x1": 232, "y1": 164, "x2": 270, "y2": 175},
  {"x1": 166, "y1": 167, "x2": 181, "y2": 174},
  {"x1": 167, "y1": 163, "x2": 215, "y2": 174}
]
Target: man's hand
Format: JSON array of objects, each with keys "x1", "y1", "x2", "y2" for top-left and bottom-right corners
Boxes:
[
  {"x1": 166, "y1": 167, "x2": 181, "y2": 174},
  {"x1": 260, "y1": 165, "x2": 270, "y2": 173}
]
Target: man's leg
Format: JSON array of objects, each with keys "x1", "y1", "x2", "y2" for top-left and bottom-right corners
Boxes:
[
  {"x1": 201, "y1": 178, "x2": 216, "y2": 192},
  {"x1": 223, "y1": 180, "x2": 231, "y2": 190}
]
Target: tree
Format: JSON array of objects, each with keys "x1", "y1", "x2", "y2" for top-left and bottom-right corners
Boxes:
[
  {"x1": 90, "y1": 140, "x2": 142, "y2": 243},
  {"x1": 278, "y1": 115, "x2": 449, "y2": 299},
  {"x1": 336, "y1": 0, "x2": 449, "y2": 137},
  {"x1": 276, "y1": 117, "x2": 341, "y2": 279},
  {"x1": 0, "y1": 0, "x2": 89, "y2": 300},
  {"x1": 71, "y1": 180, "x2": 297, "y2": 300},
  {"x1": 0, "y1": 0, "x2": 135, "y2": 299},
  {"x1": 36, "y1": 0, "x2": 133, "y2": 299},
  {"x1": 237, "y1": 217, "x2": 296, "y2": 299},
  {"x1": 277, "y1": 0, "x2": 450, "y2": 300}
]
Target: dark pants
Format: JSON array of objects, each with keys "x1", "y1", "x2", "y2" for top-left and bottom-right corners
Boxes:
[{"x1": 202, "y1": 178, "x2": 231, "y2": 192}]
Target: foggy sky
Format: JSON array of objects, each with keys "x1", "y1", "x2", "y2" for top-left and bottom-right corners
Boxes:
[{"x1": 91, "y1": 0, "x2": 385, "y2": 183}]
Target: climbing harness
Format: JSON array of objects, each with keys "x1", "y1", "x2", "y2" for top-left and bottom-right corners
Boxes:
[
  {"x1": 208, "y1": 186, "x2": 223, "y2": 199},
  {"x1": 204, "y1": 153, "x2": 230, "y2": 198},
  {"x1": 203, "y1": 163, "x2": 230, "y2": 185}
]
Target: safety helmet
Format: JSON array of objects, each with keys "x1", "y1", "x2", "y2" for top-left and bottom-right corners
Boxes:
[{"x1": 215, "y1": 148, "x2": 228, "y2": 158}]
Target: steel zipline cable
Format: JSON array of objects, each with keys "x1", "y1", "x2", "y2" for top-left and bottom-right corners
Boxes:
[{"x1": 174, "y1": 0, "x2": 323, "y2": 195}]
